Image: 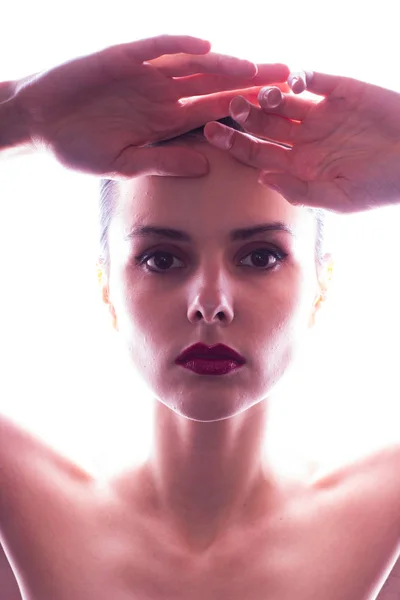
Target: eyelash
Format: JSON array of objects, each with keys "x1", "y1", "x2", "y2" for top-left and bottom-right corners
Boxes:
[{"x1": 134, "y1": 247, "x2": 289, "y2": 275}]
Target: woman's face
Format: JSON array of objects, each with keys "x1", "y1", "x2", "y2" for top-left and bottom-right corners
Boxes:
[{"x1": 104, "y1": 143, "x2": 323, "y2": 421}]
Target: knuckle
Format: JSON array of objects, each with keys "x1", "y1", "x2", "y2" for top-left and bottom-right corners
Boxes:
[
  {"x1": 213, "y1": 53, "x2": 221, "y2": 69},
  {"x1": 186, "y1": 56, "x2": 204, "y2": 72},
  {"x1": 287, "y1": 121, "x2": 297, "y2": 141},
  {"x1": 261, "y1": 113, "x2": 271, "y2": 136},
  {"x1": 246, "y1": 139, "x2": 261, "y2": 163}
]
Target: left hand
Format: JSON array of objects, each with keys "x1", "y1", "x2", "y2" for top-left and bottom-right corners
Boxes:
[
  {"x1": 204, "y1": 71, "x2": 400, "y2": 214},
  {"x1": 12, "y1": 34, "x2": 290, "y2": 178}
]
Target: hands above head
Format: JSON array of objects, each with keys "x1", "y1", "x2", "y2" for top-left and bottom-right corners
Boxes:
[
  {"x1": 204, "y1": 71, "x2": 400, "y2": 214},
  {"x1": 10, "y1": 34, "x2": 289, "y2": 179}
]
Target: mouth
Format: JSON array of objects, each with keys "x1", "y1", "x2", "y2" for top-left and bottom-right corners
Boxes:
[
  {"x1": 177, "y1": 357, "x2": 245, "y2": 376},
  {"x1": 175, "y1": 343, "x2": 246, "y2": 375},
  {"x1": 176, "y1": 342, "x2": 245, "y2": 363}
]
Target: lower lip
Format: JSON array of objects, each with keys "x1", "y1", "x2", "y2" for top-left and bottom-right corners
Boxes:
[{"x1": 177, "y1": 358, "x2": 244, "y2": 376}]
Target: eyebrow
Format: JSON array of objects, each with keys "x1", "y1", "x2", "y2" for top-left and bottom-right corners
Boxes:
[{"x1": 125, "y1": 221, "x2": 295, "y2": 243}]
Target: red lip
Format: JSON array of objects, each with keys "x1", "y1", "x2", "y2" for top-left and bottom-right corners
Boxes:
[{"x1": 175, "y1": 343, "x2": 246, "y2": 364}]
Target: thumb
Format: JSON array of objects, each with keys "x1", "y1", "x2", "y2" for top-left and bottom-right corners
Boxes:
[
  {"x1": 258, "y1": 171, "x2": 342, "y2": 211},
  {"x1": 258, "y1": 172, "x2": 310, "y2": 206},
  {"x1": 109, "y1": 146, "x2": 209, "y2": 179}
]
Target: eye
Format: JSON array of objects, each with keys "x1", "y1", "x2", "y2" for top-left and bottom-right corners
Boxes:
[
  {"x1": 135, "y1": 248, "x2": 288, "y2": 274},
  {"x1": 240, "y1": 248, "x2": 286, "y2": 269},
  {"x1": 137, "y1": 251, "x2": 184, "y2": 273}
]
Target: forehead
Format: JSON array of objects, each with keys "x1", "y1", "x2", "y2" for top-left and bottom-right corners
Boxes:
[{"x1": 113, "y1": 143, "x2": 315, "y2": 246}]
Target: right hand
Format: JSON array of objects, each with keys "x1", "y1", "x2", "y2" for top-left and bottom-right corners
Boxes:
[
  {"x1": 13, "y1": 34, "x2": 289, "y2": 179},
  {"x1": 207, "y1": 70, "x2": 400, "y2": 214}
]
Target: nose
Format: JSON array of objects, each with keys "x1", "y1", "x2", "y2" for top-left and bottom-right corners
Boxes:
[{"x1": 187, "y1": 295, "x2": 234, "y2": 325}]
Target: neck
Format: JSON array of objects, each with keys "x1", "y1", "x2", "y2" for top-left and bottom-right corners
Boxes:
[{"x1": 130, "y1": 397, "x2": 311, "y2": 554}]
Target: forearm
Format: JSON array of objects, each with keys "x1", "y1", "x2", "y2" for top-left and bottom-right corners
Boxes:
[{"x1": 0, "y1": 81, "x2": 33, "y2": 158}]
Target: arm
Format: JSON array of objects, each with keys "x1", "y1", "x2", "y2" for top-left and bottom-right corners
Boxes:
[
  {"x1": 0, "y1": 35, "x2": 289, "y2": 177},
  {"x1": 0, "y1": 80, "x2": 17, "y2": 103},
  {"x1": 0, "y1": 81, "x2": 34, "y2": 158},
  {"x1": 0, "y1": 544, "x2": 22, "y2": 600}
]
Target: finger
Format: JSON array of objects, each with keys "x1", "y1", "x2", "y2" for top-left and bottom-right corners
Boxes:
[
  {"x1": 149, "y1": 51, "x2": 261, "y2": 78},
  {"x1": 119, "y1": 34, "x2": 212, "y2": 62},
  {"x1": 105, "y1": 146, "x2": 210, "y2": 179},
  {"x1": 257, "y1": 87, "x2": 317, "y2": 121},
  {"x1": 172, "y1": 65, "x2": 290, "y2": 98},
  {"x1": 174, "y1": 73, "x2": 262, "y2": 99},
  {"x1": 153, "y1": 55, "x2": 287, "y2": 81},
  {"x1": 179, "y1": 86, "x2": 272, "y2": 132},
  {"x1": 258, "y1": 171, "x2": 351, "y2": 212},
  {"x1": 204, "y1": 122, "x2": 290, "y2": 172},
  {"x1": 274, "y1": 81, "x2": 291, "y2": 94},
  {"x1": 229, "y1": 96, "x2": 298, "y2": 145},
  {"x1": 288, "y1": 70, "x2": 344, "y2": 96},
  {"x1": 247, "y1": 64, "x2": 291, "y2": 86}
]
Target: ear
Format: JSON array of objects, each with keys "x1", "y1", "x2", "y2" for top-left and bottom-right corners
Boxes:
[
  {"x1": 96, "y1": 260, "x2": 119, "y2": 332},
  {"x1": 309, "y1": 253, "x2": 334, "y2": 328}
]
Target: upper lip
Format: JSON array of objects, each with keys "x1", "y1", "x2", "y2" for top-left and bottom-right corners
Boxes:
[{"x1": 175, "y1": 343, "x2": 246, "y2": 364}]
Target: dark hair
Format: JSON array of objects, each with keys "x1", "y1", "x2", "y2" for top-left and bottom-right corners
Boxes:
[{"x1": 99, "y1": 117, "x2": 327, "y2": 277}]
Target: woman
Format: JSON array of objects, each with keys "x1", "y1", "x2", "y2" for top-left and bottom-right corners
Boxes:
[{"x1": 1, "y1": 33, "x2": 400, "y2": 600}]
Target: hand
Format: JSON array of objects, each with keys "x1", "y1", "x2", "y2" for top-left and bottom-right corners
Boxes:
[
  {"x1": 204, "y1": 71, "x2": 400, "y2": 214},
  {"x1": 13, "y1": 34, "x2": 289, "y2": 179}
]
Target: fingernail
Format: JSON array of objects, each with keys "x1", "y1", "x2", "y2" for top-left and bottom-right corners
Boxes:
[
  {"x1": 224, "y1": 58, "x2": 257, "y2": 78},
  {"x1": 260, "y1": 87, "x2": 282, "y2": 108},
  {"x1": 258, "y1": 176, "x2": 280, "y2": 192},
  {"x1": 267, "y1": 184, "x2": 281, "y2": 192},
  {"x1": 189, "y1": 156, "x2": 209, "y2": 175},
  {"x1": 240, "y1": 61, "x2": 258, "y2": 77},
  {"x1": 288, "y1": 72, "x2": 306, "y2": 93},
  {"x1": 230, "y1": 96, "x2": 250, "y2": 122},
  {"x1": 208, "y1": 125, "x2": 234, "y2": 149}
]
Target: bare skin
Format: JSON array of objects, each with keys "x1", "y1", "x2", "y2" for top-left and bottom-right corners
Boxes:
[
  {"x1": 1, "y1": 412, "x2": 400, "y2": 600},
  {"x1": 2, "y1": 34, "x2": 289, "y2": 176},
  {"x1": 2, "y1": 35, "x2": 400, "y2": 600},
  {"x1": 2, "y1": 143, "x2": 400, "y2": 600},
  {"x1": 205, "y1": 71, "x2": 400, "y2": 213}
]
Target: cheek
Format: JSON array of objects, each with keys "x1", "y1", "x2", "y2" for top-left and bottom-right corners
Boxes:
[
  {"x1": 108, "y1": 268, "x2": 144, "y2": 335},
  {"x1": 251, "y1": 270, "x2": 304, "y2": 322},
  {"x1": 253, "y1": 275, "x2": 311, "y2": 359},
  {"x1": 112, "y1": 273, "x2": 171, "y2": 354}
]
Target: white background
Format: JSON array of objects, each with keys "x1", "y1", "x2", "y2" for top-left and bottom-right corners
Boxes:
[{"x1": 1, "y1": 0, "x2": 400, "y2": 478}]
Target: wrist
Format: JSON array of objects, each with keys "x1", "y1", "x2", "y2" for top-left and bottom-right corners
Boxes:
[{"x1": 0, "y1": 82, "x2": 33, "y2": 154}]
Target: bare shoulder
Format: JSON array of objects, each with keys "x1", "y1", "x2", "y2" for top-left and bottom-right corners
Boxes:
[
  {"x1": 315, "y1": 441, "x2": 400, "y2": 533},
  {"x1": 317, "y1": 443, "x2": 400, "y2": 489},
  {"x1": 0, "y1": 412, "x2": 93, "y2": 517},
  {"x1": 0, "y1": 412, "x2": 93, "y2": 478},
  {"x1": 0, "y1": 412, "x2": 95, "y2": 594}
]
